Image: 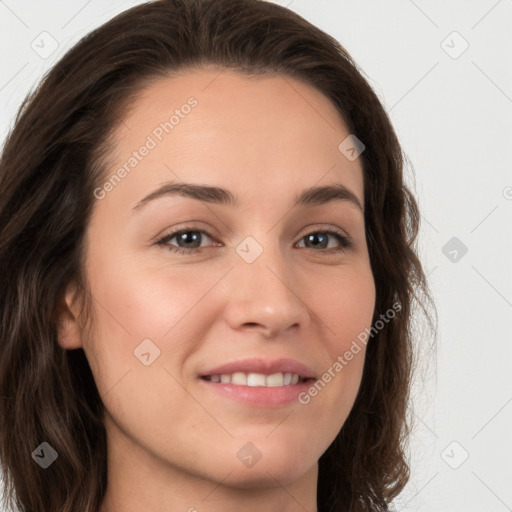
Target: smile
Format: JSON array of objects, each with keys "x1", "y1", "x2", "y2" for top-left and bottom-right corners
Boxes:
[{"x1": 201, "y1": 372, "x2": 312, "y2": 387}]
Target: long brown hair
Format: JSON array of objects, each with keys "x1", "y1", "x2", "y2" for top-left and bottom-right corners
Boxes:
[{"x1": 0, "y1": 1, "x2": 434, "y2": 510}]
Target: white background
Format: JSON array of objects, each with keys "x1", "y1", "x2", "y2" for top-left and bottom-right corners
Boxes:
[{"x1": 1, "y1": 1, "x2": 511, "y2": 510}]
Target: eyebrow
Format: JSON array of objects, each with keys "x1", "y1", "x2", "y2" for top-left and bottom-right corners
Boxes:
[{"x1": 132, "y1": 181, "x2": 363, "y2": 213}]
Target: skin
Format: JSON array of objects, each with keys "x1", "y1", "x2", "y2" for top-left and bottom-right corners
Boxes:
[{"x1": 57, "y1": 67, "x2": 376, "y2": 512}]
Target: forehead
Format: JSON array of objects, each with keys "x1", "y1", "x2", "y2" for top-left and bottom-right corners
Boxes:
[{"x1": 102, "y1": 67, "x2": 364, "y2": 211}]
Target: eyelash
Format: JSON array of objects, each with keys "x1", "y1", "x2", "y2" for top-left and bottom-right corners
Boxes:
[{"x1": 155, "y1": 226, "x2": 353, "y2": 255}]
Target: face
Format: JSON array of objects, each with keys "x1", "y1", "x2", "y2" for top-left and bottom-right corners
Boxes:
[{"x1": 59, "y1": 67, "x2": 375, "y2": 492}]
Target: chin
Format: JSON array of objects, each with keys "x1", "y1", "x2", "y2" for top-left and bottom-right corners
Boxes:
[
  {"x1": 220, "y1": 460, "x2": 314, "y2": 490},
  {"x1": 206, "y1": 440, "x2": 318, "y2": 489}
]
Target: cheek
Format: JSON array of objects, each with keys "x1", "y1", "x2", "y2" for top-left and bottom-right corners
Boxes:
[
  {"x1": 301, "y1": 264, "x2": 375, "y2": 406},
  {"x1": 311, "y1": 264, "x2": 376, "y2": 348},
  {"x1": 81, "y1": 250, "x2": 224, "y2": 389},
  {"x1": 79, "y1": 255, "x2": 214, "y2": 445}
]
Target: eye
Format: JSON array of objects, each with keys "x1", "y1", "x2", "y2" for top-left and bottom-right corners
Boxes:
[
  {"x1": 156, "y1": 228, "x2": 218, "y2": 255},
  {"x1": 296, "y1": 229, "x2": 353, "y2": 252},
  {"x1": 155, "y1": 226, "x2": 353, "y2": 255}
]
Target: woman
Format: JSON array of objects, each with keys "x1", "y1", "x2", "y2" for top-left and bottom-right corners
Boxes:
[{"x1": 0, "y1": 0, "x2": 433, "y2": 510}]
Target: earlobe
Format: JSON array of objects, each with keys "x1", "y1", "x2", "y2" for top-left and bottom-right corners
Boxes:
[{"x1": 56, "y1": 281, "x2": 84, "y2": 350}]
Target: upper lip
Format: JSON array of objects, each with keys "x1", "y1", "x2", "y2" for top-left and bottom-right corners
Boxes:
[{"x1": 199, "y1": 358, "x2": 317, "y2": 379}]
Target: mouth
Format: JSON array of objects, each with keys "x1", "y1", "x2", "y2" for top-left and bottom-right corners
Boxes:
[
  {"x1": 200, "y1": 372, "x2": 315, "y2": 387},
  {"x1": 197, "y1": 358, "x2": 317, "y2": 407}
]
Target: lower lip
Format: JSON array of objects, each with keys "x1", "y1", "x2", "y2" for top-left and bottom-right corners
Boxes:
[{"x1": 198, "y1": 377, "x2": 314, "y2": 407}]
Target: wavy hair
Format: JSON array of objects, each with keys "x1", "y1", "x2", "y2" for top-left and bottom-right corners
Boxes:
[{"x1": 0, "y1": 1, "x2": 434, "y2": 510}]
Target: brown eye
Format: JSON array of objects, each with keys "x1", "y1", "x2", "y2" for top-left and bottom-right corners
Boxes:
[
  {"x1": 296, "y1": 230, "x2": 353, "y2": 252},
  {"x1": 156, "y1": 229, "x2": 216, "y2": 254}
]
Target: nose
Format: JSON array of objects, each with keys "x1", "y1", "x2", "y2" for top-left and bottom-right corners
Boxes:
[{"x1": 222, "y1": 240, "x2": 312, "y2": 339}]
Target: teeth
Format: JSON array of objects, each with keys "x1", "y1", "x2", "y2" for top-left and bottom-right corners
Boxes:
[
  {"x1": 266, "y1": 373, "x2": 285, "y2": 387},
  {"x1": 206, "y1": 372, "x2": 305, "y2": 387},
  {"x1": 231, "y1": 372, "x2": 247, "y2": 385},
  {"x1": 247, "y1": 373, "x2": 266, "y2": 386}
]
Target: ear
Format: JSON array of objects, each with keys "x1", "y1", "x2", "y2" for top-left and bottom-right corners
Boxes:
[{"x1": 56, "y1": 280, "x2": 84, "y2": 350}]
